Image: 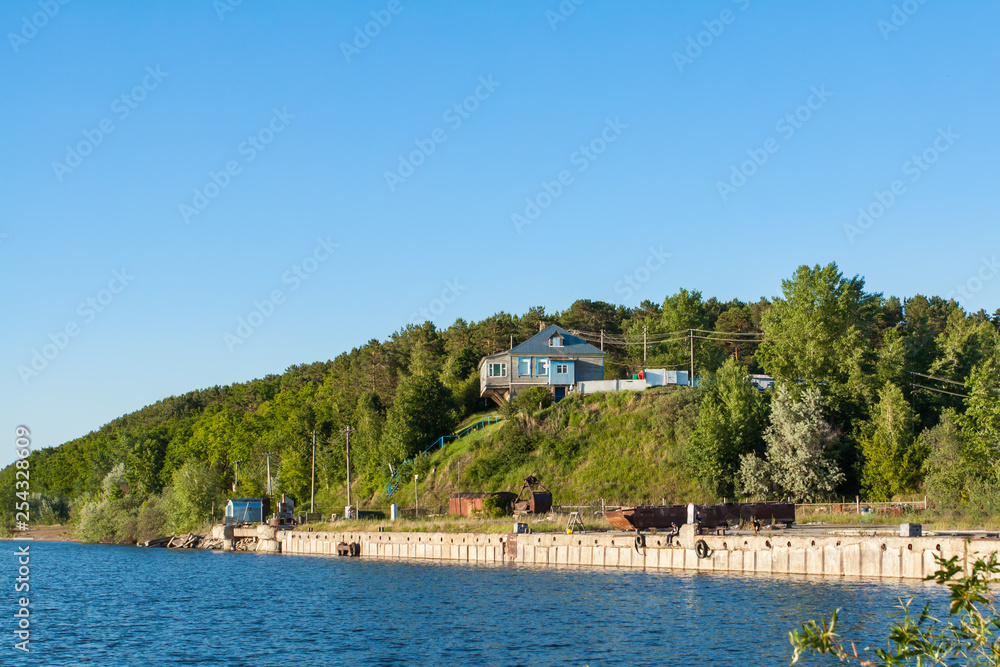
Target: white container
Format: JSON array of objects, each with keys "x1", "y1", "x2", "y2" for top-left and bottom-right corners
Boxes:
[
  {"x1": 900, "y1": 523, "x2": 922, "y2": 537},
  {"x1": 390, "y1": 504, "x2": 400, "y2": 521}
]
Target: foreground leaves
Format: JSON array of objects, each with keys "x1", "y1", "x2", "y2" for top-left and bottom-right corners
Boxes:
[{"x1": 790, "y1": 554, "x2": 1000, "y2": 666}]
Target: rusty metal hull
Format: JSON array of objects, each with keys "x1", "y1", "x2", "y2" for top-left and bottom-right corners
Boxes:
[
  {"x1": 603, "y1": 502, "x2": 795, "y2": 531},
  {"x1": 603, "y1": 505, "x2": 688, "y2": 531},
  {"x1": 719, "y1": 502, "x2": 795, "y2": 527}
]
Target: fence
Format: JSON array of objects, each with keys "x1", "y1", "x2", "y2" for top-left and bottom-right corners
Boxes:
[
  {"x1": 795, "y1": 497, "x2": 928, "y2": 516},
  {"x1": 556, "y1": 498, "x2": 930, "y2": 517}
]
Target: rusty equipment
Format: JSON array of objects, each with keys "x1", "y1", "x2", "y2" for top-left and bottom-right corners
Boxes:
[
  {"x1": 604, "y1": 502, "x2": 795, "y2": 532},
  {"x1": 513, "y1": 476, "x2": 552, "y2": 516},
  {"x1": 604, "y1": 505, "x2": 687, "y2": 531}
]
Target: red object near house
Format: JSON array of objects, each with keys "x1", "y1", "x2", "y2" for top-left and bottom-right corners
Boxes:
[
  {"x1": 449, "y1": 492, "x2": 518, "y2": 517},
  {"x1": 638, "y1": 370, "x2": 645, "y2": 380}
]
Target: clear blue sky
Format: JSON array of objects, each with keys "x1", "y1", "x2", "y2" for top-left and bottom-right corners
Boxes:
[{"x1": 2, "y1": 1, "x2": 998, "y2": 469}]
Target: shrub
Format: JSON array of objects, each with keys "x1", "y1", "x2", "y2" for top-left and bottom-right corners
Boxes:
[
  {"x1": 791, "y1": 553, "x2": 1000, "y2": 665},
  {"x1": 482, "y1": 494, "x2": 512, "y2": 518}
]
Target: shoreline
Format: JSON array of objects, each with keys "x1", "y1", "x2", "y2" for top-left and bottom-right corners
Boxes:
[{"x1": 0, "y1": 524, "x2": 80, "y2": 543}]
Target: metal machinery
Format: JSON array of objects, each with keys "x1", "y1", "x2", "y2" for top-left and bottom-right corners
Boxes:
[
  {"x1": 268, "y1": 493, "x2": 296, "y2": 526},
  {"x1": 512, "y1": 476, "x2": 553, "y2": 516}
]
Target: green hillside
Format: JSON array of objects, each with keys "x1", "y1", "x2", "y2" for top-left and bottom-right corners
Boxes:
[
  {"x1": 3, "y1": 261, "x2": 999, "y2": 541},
  {"x1": 412, "y1": 388, "x2": 707, "y2": 511}
]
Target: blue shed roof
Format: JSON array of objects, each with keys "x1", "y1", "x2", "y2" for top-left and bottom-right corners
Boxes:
[{"x1": 508, "y1": 325, "x2": 604, "y2": 356}]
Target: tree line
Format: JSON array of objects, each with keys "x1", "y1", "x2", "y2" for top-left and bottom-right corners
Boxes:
[{"x1": 2, "y1": 262, "x2": 998, "y2": 539}]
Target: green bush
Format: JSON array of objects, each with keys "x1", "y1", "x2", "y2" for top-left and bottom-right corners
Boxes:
[
  {"x1": 792, "y1": 553, "x2": 1000, "y2": 665},
  {"x1": 512, "y1": 386, "x2": 553, "y2": 415},
  {"x1": 482, "y1": 494, "x2": 512, "y2": 518},
  {"x1": 167, "y1": 461, "x2": 223, "y2": 532}
]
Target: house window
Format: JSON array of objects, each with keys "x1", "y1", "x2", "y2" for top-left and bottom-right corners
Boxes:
[
  {"x1": 488, "y1": 363, "x2": 506, "y2": 378},
  {"x1": 536, "y1": 359, "x2": 549, "y2": 376},
  {"x1": 518, "y1": 358, "x2": 531, "y2": 377},
  {"x1": 556, "y1": 364, "x2": 569, "y2": 374},
  {"x1": 549, "y1": 335, "x2": 563, "y2": 347}
]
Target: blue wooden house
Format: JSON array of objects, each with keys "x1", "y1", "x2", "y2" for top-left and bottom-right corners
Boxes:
[{"x1": 478, "y1": 324, "x2": 605, "y2": 405}]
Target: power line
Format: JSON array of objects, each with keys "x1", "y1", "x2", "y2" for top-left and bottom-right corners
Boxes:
[
  {"x1": 906, "y1": 371, "x2": 966, "y2": 387},
  {"x1": 691, "y1": 328, "x2": 763, "y2": 336},
  {"x1": 691, "y1": 334, "x2": 764, "y2": 343},
  {"x1": 911, "y1": 383, "x2": 970, "y2": 399},
  {"x1": 571, "y1": 327, "x2": 763, "y2": 344}
]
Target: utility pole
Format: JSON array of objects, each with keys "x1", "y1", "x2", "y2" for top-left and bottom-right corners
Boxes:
[
  {"x1": 600, "y1": 329, "x2": 604, "y2": 352},
  {"x1": 643, "y1": 326, "x2": 647, "y2": 370},
  {"x1": 414, "y1": 474, "x2": 420, "y2": 518},
  {"x1": 342, "y1": 425, "x2": 355, "y2": 512},
  {"x1": 689, "y1": 329, "x2": 694, "y2": 387},
  {"x1": 310, "y1": 429, "x2": 316, "y2": 513},
  {"x1": 264, "y1": 451, "x2": 272, "y2": 496},
  {"x1": 456, "y1": 458, "x2": 461, "y2": 517},
  {"x1": 233, "y1": 460, "x2": 243, "y2": 492}
]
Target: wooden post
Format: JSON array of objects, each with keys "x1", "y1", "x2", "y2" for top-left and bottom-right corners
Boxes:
[
  {"x1": 689, "y1": 329, "x2": 694, "y2": 386},
  {"x1": 310, "y1": 430, "x2": 316, "y2": 513},
  {"x1": 856, "y1": 495, "x2": 860, "y2": 514},
  {"x1": 643, "y1": 326, "x2": 647, "y2": 370},
  {"x1": 343, "y1": 426, "x2": 355, "y2": 512}
]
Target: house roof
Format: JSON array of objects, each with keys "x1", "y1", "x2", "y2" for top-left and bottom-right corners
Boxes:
[{"x1": 508, "y1": 324, "x2": 605, "y2": 356}]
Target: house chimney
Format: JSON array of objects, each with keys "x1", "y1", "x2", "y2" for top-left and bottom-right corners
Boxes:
[{"x1": 539, "y1": 320, "x2": 545, "y2": 332}]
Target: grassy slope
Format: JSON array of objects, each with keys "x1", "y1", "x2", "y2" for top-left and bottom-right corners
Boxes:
[{"x1": 379, "y1": 386, "x2": 710, "y2": 513}]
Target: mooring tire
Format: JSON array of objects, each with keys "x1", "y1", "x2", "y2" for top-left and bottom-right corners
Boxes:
[{"x1": 695, "y1": 539, "x2": 710, "y2": 559}]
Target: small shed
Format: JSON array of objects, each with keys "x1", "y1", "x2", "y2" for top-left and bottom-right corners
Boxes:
[
  {"x1": 449, "y1": 492, "x2": 518, "y2": 517},
  {"x1": 225, "y1": 497, "x2": 270, "y2": 525}
]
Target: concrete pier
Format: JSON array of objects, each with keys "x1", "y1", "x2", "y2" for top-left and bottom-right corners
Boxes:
[{"x1": 275, "y1": 528, "x2": 1000, "y2": 580}]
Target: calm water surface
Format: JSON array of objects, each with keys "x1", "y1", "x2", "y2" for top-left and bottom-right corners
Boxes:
[{"x1": 4, "y1": 541, "x2": 948, "y2": 666}]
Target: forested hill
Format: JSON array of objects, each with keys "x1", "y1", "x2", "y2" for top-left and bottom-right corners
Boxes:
[{"x1": 4, "y1": 262, "x2": 999, "y2": 540}]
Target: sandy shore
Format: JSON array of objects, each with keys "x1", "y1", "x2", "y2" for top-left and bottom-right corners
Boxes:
[{"x1": 0, "y1": 524, "x2": 79, "y2": 542}]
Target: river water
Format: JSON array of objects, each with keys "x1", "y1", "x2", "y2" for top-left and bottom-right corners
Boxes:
[{"x1": 4, "y1": 541, "x2": 948, "y2": 666}]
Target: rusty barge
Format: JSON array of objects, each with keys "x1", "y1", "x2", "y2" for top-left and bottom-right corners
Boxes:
[{"x1": 604, "y1": 502, "x2": 795, "y2": 532}]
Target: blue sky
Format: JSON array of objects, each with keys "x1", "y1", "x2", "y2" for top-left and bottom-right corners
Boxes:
[{"x1": 2, "y1": 0, "x2": 998, "y2": 468}]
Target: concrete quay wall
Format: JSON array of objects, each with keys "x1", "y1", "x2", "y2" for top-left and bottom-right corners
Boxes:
[{"x1": 277, "y1": 529, "x2": 1000, "y2": 580}]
